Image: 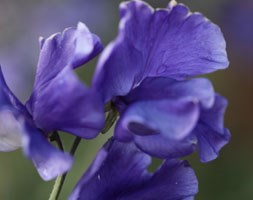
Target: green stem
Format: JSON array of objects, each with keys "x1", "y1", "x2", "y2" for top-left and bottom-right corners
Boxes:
[
  {"x1": 49, "y1": 175, "x2": 63, "y2": 200},
  {"x1": 49, "y1": 136, "x2": 82, "y2": 200},
  {"x1": 69, "y1": 137, "x2": 82, "y2": 155}
]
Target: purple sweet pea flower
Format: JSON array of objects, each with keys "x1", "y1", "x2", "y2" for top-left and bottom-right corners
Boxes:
[
  {"x1": 69, "y1": 138, "x2": 198, "y2": 200},
  {"x1": 93, "y1": 0, "x2": 230, "y2": 162},
  {"x1": 0, "y1": 23, "x2": 104, "y2": 180}
]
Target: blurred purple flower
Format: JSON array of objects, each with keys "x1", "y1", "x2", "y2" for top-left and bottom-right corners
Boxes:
[
  {"x1": 69, "y1": 138, "x2": 198, "y2": 200},
  {"x1": 0, "y1": 23, "x2": 104, "y2": 181},
  {"x1": 93, "y1": 0, "x2": 230, "y2": 162}
]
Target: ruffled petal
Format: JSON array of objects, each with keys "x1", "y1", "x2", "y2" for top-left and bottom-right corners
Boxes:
[
  {"x1": 33, "y1": 22, "x2": 102, "y2": 91},
  {"x1": 193, "y1": 94, "x2": 231, "y2": 162},
  {"x1": 115, "y1": 98, "x2": 199, "y2": 141},
  {"x1": 124, "y1": 77, "x2": 215, "y2": 109},
  {"x1": 29, "y1": 66, "x2": 104, "y2": 139},
  {"x1": 69, "y1": 138, "x2": 151, "y2": 200},
  {"x1": 93, "y1": 0, "x2": 228, "y2": 102},
  {"x1": 22, "y1": 122, "x2": 73, "y2": 181},
  {"x1": 69, "y1": 139, "x2": 198, "y2": 200}
]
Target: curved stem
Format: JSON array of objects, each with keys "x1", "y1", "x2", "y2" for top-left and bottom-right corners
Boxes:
[
  {"x1": 49, "y1": 136, "x2": 82, "y2": 200},
  {"x1": 51, "y1": 131, "x2": 64, "y2": 151},
  {"x1": 69, "y1": 137, "x2": 82, "y2": 156}
]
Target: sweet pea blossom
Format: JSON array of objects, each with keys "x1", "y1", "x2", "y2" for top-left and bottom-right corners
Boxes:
[
  {"x1": 93, "y1": 0, "x2": 230, "y2": 162},
  {"x1": 70, "y1": 138, "x2": 198, "y2": 200},
  {"x1": 0, "y1": 22, "x2": 104, "y2": 180}
]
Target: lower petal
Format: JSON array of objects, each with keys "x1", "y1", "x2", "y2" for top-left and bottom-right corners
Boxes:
[
  {"x1": 29, "y1": 66, "x2": 104, "y2": 139},
  {"x1": 134, "y1": 134, "x2": 197, "y2": 159},
  {"x1": 115, "y1": 98, "x2": 199, "y2": 141},
  {"x1": 22, "y1": 123, "x2": 73, "y2": 181}
]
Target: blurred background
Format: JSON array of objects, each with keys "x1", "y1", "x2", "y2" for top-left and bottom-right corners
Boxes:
[{"x1": 0, "y1": 0, "x2": 252, "y2": 199}]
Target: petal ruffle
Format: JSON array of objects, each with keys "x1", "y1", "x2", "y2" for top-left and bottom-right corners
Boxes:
[
  {"x1": 193, "y1": 94, "x2": 231, "y2": 162},
  {"x1": 22, "y1": 122, "x2": 73, "y2": 181},
  {"x1": 33, "y1": 22, "x2": 102, "y2": 90},
  {"x1": 69, "y1": 139, "x2": 198, "y2": 200},
  {"x1": 93, "y1": 0, "x2": 228, "y2": 102},
  {"x1": 115, "y1": 98, "x2": 199, "y2": 141},
  {"x1": 29, "y1": 66, "x2": 104, "y2": 139}
]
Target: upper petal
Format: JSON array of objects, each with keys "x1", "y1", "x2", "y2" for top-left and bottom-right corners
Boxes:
[
  {"x1": 93, "y1": 0, "x2": 228, "y2": 102},
  {"x1": 33, "y1": 22, "x2": 102, "y2": 91},
  {"x1": 28, "y1": 66, "x2": 104, "y2": 139},
  {"x1": 22, "y1": 122, "x2": 73, "y2": 181}
]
